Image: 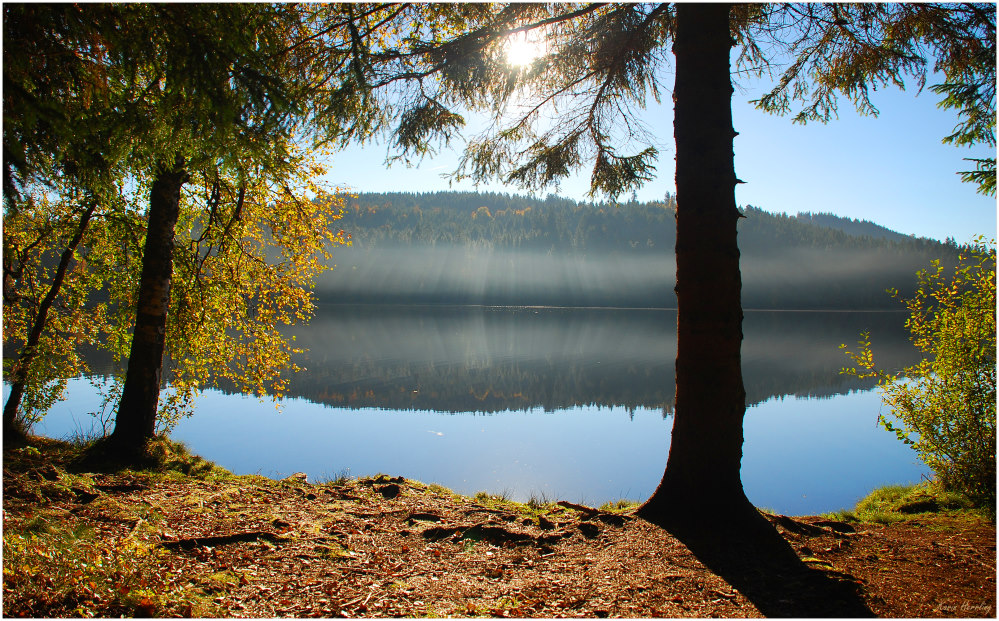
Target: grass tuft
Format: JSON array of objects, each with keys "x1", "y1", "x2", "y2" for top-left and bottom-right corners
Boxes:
[
  {"x1": 73, "y1": 435, "x2": 231, "y2": 480},
  {"x1": 317, "y1": 468, "x2": 353, "y2": 485},
  {"x1": 824, "y1": 481, "x2": 978, "y2": 524},
  {"x1": 598, "y1": 499, "x2": 639, "y2": 512},
  {"x1": 526, "y1": 491, "x2": 556, "y2": 510},
  {"x1": 475, "y1": 488, "x2": 513, "y2": 504}
]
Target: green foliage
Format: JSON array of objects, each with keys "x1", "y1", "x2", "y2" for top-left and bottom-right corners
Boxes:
[
  {"x1": 4, "y1": 4, "x2": 316, "y2": 200},
  {"x1": 751, "y1": 4, "x2": 996, "y2": 195},
  {"x1": 955, "y1": 157, "x2": 997, "y2": 196},
  {"x1": 338, "y1": 190, "x2": 676, "y2": 252},
  {"x1": 475, "y1": 489, "x2": 514, "y2": 504},
  {"x1": 0, "y1": 445, "x2": 216, "y2": 619},
  {"x1": 842, "y1": 238, "x2": 996, "y2": 511},
  {"x1": 2, "y1": 184, "x2": 136, "y2": 428},
  {"x1": 3, "y1": 3, "x2": 355, "y2": 439},
  {"x1": 3, "y1": 5, "x2": 123, "y2": 200},
  {"x1": 156, "y1": 150, "x2": 350, "y2": 431},
  {"x1": 470, "y1": 489, "x2": 561, "y2": 519},
  {"x1": 3, "y1": 150, "x2": 349, "y2": 434},
  {"x1": 3, "y1": 3, "x2": 352, "y2": 434},
  {"x1": 295, "y1": 4, "x2": 671, "y2": 198},
  {"x1": 526, "y1": 491, "x2": 556, "y2": 510},
  {"x1": 335, "y1": 192, "x2": 955, "y2": 262},
  {"x1": 142, "y1": 437, "x2": 231, "y2": 479},
  {"x1": 446, "y1": 4, "x2": 672, "y2": 198},
  {"x1": 317, "y1": 468, "x2": 354, "y2": 486}
]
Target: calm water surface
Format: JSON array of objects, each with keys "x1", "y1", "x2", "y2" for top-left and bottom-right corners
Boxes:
[{"x1": 15, "y1": 306, "x2": 929, "y2": 516}]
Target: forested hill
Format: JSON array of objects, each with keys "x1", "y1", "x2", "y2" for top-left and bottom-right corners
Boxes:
[
  {"x1": 316, "y1": 191, "x2": 961, "y2": 309},
  {"x1": 792, "y1": 212, "x2": 919, "y2": 244}
]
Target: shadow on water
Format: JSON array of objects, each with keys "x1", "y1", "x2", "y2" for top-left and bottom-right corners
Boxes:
[{"x1": 647, "y1": 511, "x2": 874, "y2": 617}]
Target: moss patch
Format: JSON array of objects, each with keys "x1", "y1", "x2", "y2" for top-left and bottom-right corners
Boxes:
[{"x1": 825, "y1": 481, "x2": 978, "y2": 524}]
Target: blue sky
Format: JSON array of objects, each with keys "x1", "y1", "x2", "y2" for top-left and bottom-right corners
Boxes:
[{"x1": 321, "y1": 70, "x2": 996, "y2": 244}]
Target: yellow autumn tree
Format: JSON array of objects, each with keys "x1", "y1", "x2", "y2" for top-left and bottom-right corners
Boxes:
[
  {"x1": 3, "y1": 147, "x2": 350, "y2": 435},
  {"x1": 2, "y1": 183, "x2": 136, "y2": 425},
  {"x1": 157, "y1": 148, "x2": 350, "y2": 430},
  {"x1": 843, "y1": 238, "x2": 996, "y2": 511}
]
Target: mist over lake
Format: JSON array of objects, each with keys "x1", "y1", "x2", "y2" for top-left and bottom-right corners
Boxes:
[{"x1": 311, "y1": 192, "x2": 960, "y2": 309}]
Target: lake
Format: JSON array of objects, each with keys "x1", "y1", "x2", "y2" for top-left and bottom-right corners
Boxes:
[{"x1": 14, "y1": 305, "x2": 929, "y2": 516}]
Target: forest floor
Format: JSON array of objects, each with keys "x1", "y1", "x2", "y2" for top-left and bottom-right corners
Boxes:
[{"x1": 2, "y1": 437, "x2": 995, "y2": 618}]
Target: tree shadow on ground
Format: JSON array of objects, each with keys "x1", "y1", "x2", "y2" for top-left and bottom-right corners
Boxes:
[{"x1": 644, "y1": 509, "x2": 874, "y2": 617}]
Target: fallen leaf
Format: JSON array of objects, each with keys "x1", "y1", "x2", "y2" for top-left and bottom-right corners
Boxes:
[{"x1": 136, "y1": 598, "x2": 157, "y2": 616}]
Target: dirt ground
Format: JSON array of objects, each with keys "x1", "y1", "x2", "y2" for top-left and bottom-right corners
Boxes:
[{"x1": 2, "y1": 441, "x2": 995, "y2": 618}]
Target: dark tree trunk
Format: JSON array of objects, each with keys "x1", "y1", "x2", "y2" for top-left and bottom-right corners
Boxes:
[
  {"x1": 110, "y1": 159, "x2": 188, "y2": 454},
  {"x1": 3, "y1": 201, "x2": 98, "y2": 444},
  {"x1": 632, "y1": 7, "x2": 874, "y2": 616},
  {"x1": 638, "y1": 3, "x2": 755, "y2": 525}
]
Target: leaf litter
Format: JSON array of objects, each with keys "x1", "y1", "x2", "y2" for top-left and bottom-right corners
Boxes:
[{"x1": 3, "y1": 441, "x2": 995, "y2": 618}]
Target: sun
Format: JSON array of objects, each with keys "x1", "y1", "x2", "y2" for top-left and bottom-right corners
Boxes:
[{"x1": 505, "y1": 32, "x2": 546, "y2": 67}]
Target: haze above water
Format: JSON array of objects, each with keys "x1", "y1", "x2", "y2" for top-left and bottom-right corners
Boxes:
[{"x1": 26, "y1": 306, "x2": 929, "y2": 516}]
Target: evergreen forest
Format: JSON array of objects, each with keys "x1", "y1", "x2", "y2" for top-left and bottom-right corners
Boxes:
[{"x1": 317, "y1": 191, "x2": 963, "y2": 309}]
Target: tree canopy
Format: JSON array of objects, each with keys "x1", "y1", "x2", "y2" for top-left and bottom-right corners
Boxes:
[
  {"x1": 290, "y1": 3, "x2": 995, "y2": 197},
  {"x1": 2, "y1": 4, "x2": 350, "y2": 441},
  {"x1": 750, "y1": 4, "x2": 996, "y2": 195}
]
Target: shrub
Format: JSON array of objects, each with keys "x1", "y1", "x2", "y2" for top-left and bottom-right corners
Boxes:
[{"x1": 842, "y1": 238, "x2": 996, "y2": 513}]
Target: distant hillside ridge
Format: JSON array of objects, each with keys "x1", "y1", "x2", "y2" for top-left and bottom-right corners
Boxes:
[
  {"x1": 317, "y1": 191, "x2": 963, "y2": 309},
  {"x1": 792, "y1": 211, "x2": 922, "y2": 244}
]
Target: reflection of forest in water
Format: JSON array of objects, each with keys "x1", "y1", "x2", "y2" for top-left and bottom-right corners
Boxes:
[{"x1": 265, "y1": 305, "x2": 918, "y2": 414}]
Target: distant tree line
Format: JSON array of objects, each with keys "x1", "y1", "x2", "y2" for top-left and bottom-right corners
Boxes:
[
  {"x1": 317, "y1": 191, "x2": 964, "y2": 309},
  {"x1": 338, "y1": 191, "x2": 956, "y2": 255}
]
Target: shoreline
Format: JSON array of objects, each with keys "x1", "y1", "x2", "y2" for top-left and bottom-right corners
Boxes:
[{"x1": 3, "y1": 435, "x2": 994, "y2": 618}]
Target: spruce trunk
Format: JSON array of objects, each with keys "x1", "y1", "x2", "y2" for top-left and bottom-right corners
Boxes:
[
  {"x1": 638, "y1": 3, "x2": 755, "y2": 524},
  {"x1": 110, "y1": 160, "x2": 188, "y2": 452}
]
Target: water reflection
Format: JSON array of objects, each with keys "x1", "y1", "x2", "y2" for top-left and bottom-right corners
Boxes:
[
  {"x1": 274, "y1": 306, "x2": 918, "y2": 413},
  {"x1": 12, "y1": 306, "x2": 928, "y2": 514}
]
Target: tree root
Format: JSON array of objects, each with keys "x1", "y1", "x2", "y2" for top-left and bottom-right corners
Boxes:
[{"x1": 161, "y1": 531, "x2": 288, "y2": 550}]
